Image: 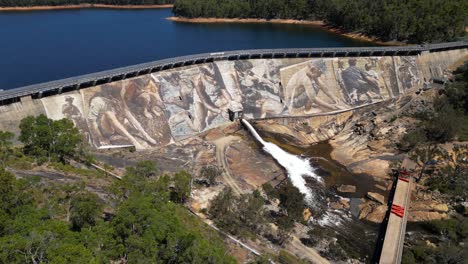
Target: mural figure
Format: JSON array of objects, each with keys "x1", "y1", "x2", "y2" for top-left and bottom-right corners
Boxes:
[
  {"x1": 159, "y1": 63, "x2": 234, "y2": 137},
  {"x1": 86, "y1": 84, "x2": 158, "y2": 149},
  {"x1": 397, "y1": 57, "x2": 420, "y2": 90},
  {"x1": 233, "y1": 60, "x2": 284, "y2": 118},
  {"x1": 284, "y1": 60, "x2": 343, "y2": 114},
  {"x1": 167, "y1": 66, "x2": 215, "y2": 132},
  {"x1": 122, "y1": 78, "x2": 164, "y2": 119},
  {"x1": 341, "y1": 58, "x2": 383, "y2": 105},
  {"x1": 62, "y1": 95, "x2": 90, "y2": 144},
  {"x1": 378, "y1": 57, "x2": 399, "y2": 98},
  {"x1": 121, "y1": 77, "x2": 173, "y2": 145}
]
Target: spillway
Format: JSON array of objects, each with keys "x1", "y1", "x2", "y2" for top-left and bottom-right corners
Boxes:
[{"x1": 241, "y1": 119, "x2": 322, "y2": 205}]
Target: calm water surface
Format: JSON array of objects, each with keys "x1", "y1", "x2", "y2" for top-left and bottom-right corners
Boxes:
[{"x1": 0, "y1": 8, "x2": 376, "y2": 90}]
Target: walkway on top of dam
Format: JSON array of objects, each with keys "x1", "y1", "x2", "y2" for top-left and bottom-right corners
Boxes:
[
  {"x1": 0, "y1": 40, "x2": 467, "y2": 105},
  {"x1": 376, "y1": 158, "x2": 417, "y2": 264}
]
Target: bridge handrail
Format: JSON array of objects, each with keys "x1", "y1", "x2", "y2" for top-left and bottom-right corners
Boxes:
[{"x1": 0, "y1": 41, "x2": 467, "y2": 102}]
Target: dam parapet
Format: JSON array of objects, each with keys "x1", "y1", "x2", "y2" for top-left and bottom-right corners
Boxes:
[{"x1": 0, "y1": 44, "x2": 466, "y2": 149}]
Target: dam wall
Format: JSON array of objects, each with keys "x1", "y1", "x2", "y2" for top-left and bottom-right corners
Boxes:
[{"x1": 0, "y1": 48, "x2": 466, "y2": 149}]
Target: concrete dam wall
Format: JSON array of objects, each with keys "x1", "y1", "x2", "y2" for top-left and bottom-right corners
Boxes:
[{"x1": 0, "y1": 48, "x2": 466, "y2": 149}]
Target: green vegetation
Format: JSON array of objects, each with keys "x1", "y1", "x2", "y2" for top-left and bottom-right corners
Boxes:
[
  {"x1": 0, "y1": 0, "x2": 174, "y2": 7},
  {"x1": 0, "y1": 116, "x2": 234, "y2": 263},
  {"x1": 400, "y1": 62, "x2": 468, "y2": 264},
  {"x1": 402, "y1": 218, "x2": 468, "y2": 264},
  {"x1": 0, "y1": 161, "x2": 234, "y2": 263},
  {"x1": 209, "y1": 187, "x2": 267, "y2": 238},
  {"x1": 19, "y1": 115, "x2": 83, "y2": 163},
  {"x1": 173, "y1": 0, "x2": 309, "y2": 20},
  {"x1": 173, "y1": 0, "x2": 468, "y2": 43},
  {"x1": 424, "y1": 145, "x2": 467, "y2": 199},
  {"x1": 208, "y1": 180, "x2": 305, "y2": 244},
  {"x1": 399, "y1": 61, "x2": 468, "y2": 151},
  {"x1": 197, "y1": 165, "x2": 221, "y2": 186}
]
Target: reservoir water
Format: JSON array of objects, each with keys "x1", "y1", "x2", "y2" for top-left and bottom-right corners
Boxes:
[{"x1": 0, "y1": 8, "x2": 376, "y2": 90}]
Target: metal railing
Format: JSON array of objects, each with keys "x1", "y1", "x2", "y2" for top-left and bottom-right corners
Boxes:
[{"x1": 0, "y1": 40, "x2": 466, "y2": 104}]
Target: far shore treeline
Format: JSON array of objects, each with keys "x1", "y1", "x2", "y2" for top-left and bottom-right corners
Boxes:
[
  {"x1": 172, "y1": 0, "x2": 467, "y2": 44},
  {"x1": 0, "y1": 0, "x2": 466, "y2": 43},
  {"x1": 0, "y1": 0, "x2": 174, "y2": 6}
]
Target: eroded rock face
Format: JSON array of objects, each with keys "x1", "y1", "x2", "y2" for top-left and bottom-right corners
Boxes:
[{"x1": 226, "y1": 139, "x2": 285, "y2": 191}]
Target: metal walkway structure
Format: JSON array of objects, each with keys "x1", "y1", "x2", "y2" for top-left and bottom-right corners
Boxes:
[
  {"x1": 374, "y1": 158, "x2": 417, "y2": 264},
  {"x1": 0, "y1": 41, "x2": 467, "y2": 105}
]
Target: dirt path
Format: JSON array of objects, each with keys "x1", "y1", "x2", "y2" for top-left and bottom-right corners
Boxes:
[{"x1": 213, "y1": 135, "x2": 244, "y2": 195}]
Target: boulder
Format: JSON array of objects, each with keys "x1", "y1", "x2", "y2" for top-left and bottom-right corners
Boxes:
[
  {"x1": 367, "y1": 140, "x2": 391, "y2": 151},
  {"x1": 408, "y1": 211, "x2": 448, "y2": 222},
  {"x1": 411, "y1": 202, "x2": 449, "y2": 213},
  {"x1": 303, "y1": 208, "x2": 312, "y2": 221},
  {"x1": 359, "y1": 204, "x2": 373, "y2": 219},
  {"x1": 365, "y1": 205, "x2": 388, "y2": 223},
  {"x1": 337, "y1": 184, "x2": 356, "y2": 193},
  {"x1": 367, "y1": 192, "x2": 385, "y2": 205},
  {"x1": 425, "y1": 240, "x2": 437, "y2": 249},
  {"x1": 432, "y1": 203, "x2": 449, "y2": 212},
  {"x1": 330, "y1": 202, "x2": 344, "y2": 210},
  {"x1": 339, "y1": 199, "x2": 350, "y2": 210},
  {"x1": 375, "y1": 184, "x2": 387, "y2": 191}
]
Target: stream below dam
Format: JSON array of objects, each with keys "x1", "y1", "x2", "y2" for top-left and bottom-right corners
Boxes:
[{"x1": 245, "y1": 120, "x2": 384, "y2": 261}]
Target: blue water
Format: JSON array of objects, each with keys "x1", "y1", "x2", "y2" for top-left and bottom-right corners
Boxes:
[{"x1": 0, "y1": 8, "x2": 375, "y2": 90}]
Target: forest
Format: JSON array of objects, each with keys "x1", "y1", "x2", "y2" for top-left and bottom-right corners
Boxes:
[
  {"x1": 0, "y1": 0, "x2": 174, "y2": 6},
  {"x1": 172, "y1": 0, "x2": 468, "y2": 43},
  {"x1": 0, "y1": 115, "x2": 234, "y2": 263}
]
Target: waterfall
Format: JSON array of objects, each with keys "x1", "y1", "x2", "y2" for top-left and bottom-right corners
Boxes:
[{"x1": 241, "y1": 119, "x2": 323, "y2": 205}]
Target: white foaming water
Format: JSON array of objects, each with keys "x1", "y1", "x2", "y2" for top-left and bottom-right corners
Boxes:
[{"x1": 241, "y1": 119, "x2": 323, "y2": 205}]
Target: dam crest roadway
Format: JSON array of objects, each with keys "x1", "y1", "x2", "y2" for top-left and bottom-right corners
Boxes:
[{"x1": 0, "y1": 41, "x2": 467, "y2": 105}]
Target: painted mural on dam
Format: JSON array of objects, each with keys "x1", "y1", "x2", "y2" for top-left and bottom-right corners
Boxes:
[
  {"x1": 228, "y1": 59, "x2": 286, "y2": 119},
  {"x1": 154, "y1": 63, "x2": 233, "y2": 139},
  {"x1": 41, "y1": 91, "x2": 92, "y2": 145},
  {"x1": 153, "y1": 59, "x2": 291, "y2": 139},
  {"x1": 81, "y1": 76, "x2": 172, "y2": 149},
  {"x1": 3, "y1": 49, "x2": 462, "y2": 150},
  {"x1": 40, "y1": 75, "x2": 173, "y2": 150},
  {"x1": 281, "y1": 59, "x2": 345, "y2": 115},
  {"x1": 279, "y1": 56, "x2": 423, "y2": 115}
]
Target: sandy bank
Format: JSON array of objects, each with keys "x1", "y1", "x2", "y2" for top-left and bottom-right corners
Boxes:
[
  {"x1": 0, "y1": 4, "x2": 173, "y2": 12},
  {"x1": 167, "y1": 16, "x2": 325, "y2": 26},
  {"x1": 167, "y1": 16, "x2": 405, "y2": 46}
]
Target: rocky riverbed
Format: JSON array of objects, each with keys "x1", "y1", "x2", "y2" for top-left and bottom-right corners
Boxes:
[{"x1": 85, "y1": 87, "x2": 455, "y2": 262}]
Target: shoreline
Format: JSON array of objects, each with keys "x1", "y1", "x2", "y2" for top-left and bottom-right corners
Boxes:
[
  {"x1": 0, "y1": 4, "x2": 173, "y2": 12},
  {"x1": 167, "y1": 17, "x2": 405, "y2": 46}
]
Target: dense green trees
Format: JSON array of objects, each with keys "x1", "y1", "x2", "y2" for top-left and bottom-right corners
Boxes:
[
  {"x1": 172, "y1": 0, "x2": 467, "y2": 43},
  {"x1": 312, "y1": 0, "x2": 467, "y2": 43},
  {"x1": 402, "y1": 217, "x2": 468, "y2": 264},
  {"x1": 173, "y1": 0, "x2": 310, "y2": 20},
  {"x1": 0, "y1": 0, "x2": 174, "y2": 6},
  {"x1": 209, "y1": 187, "x2": 267, "y2": 237},
  {"x1": 0, "y1": 161, "x2": 234, "y2": 263},
  {"x1": 0, "y1": 131, "x2": 14, "y2": 167},
  {"x1": 19, "y1": 115, "x2": 83, "y2": 163}
]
